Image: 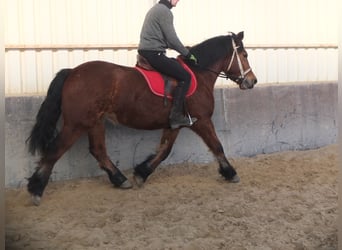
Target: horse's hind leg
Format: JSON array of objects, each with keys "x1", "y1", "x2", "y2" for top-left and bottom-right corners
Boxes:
[
  {"x1": 88, "y1": 121, "x2": 132, "y2": 189},
  {"x1": 134, "y1": 128, "x2": 180, "y2": 186},
  {"x1": 28, "y1": 125, "x2": 85, "y2": 205},
  {"x1": 190, "y1": 119, "x2": 240, "y2": 183}
]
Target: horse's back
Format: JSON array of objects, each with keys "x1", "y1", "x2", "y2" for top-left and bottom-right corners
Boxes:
[
  {"x1": 72, "y1": 60, "x2": 127, "y2": 78},
  {"x1": 64, "y1": 60, "x2": 138, "y2": 94},
  {"x1": 60, "y1": 60, "x2": 154, "y2": 128}
]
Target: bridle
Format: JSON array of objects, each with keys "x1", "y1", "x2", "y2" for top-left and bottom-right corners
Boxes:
[
  {"x1": 224, "y1": 37, "x2": 252, "y2": 83},
  {"x1": 197, "y1": 36, "x2": 252, "y2": 83}
]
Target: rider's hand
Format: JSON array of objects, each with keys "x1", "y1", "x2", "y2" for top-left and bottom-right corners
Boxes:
[{"x1": 186, "y1": 53, "x2": 198, "y2": 65}]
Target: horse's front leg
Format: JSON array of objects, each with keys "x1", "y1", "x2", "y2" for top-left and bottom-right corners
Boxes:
[
  {"x1": 133, "y1": 128, "x2": 180, "y2": 186},
  {"x1": 190, "y1": 119, "x2": 240, "y2": 183}
]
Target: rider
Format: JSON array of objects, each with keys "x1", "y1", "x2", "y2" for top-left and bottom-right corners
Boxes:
[{"x1": 138, "y1": 0, "x2": 198, "y2": 129}]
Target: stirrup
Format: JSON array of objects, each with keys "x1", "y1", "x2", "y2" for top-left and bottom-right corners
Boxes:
[
  {"x1": 170, "y1": 114, "x2": 197, "y2": 129},
  {"x1": 187, "y1": 112, "x2": 196, "y2": 126}
]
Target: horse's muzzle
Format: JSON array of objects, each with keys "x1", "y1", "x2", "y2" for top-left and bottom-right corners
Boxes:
[{"x1": 239, "y1": 77, "x2": 257, "y2": 90}]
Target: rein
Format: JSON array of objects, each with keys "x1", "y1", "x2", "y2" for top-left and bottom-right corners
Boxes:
[{"x1": 196, "y1": 66, "x2": 228, "y2": 79}]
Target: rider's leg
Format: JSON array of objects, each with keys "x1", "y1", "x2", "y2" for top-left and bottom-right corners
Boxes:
[
  {"x1": 169, "y1": 80, "x2": 197, "y2": 129},
  {"x1": 138, "y1": 50, "x2": 197, "y2": 129}
]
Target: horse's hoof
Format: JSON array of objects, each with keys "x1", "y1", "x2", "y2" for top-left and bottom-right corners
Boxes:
[
  {"x1": 133, "y1": 175, "x2": 145, "y2": 188},
  {"x1": 229, "y1": 175, "x2": 240, "y2": 183},
  {"x1": 31, "y1": 195, "x2": 41, "y2": 206},
  {"x1": 120, "y1": 180, "x2": 133, "y2": 189}
]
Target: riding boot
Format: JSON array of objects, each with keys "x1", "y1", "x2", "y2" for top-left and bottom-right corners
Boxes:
[{"x1": 169, "y1": 82, "x2": 197, "y2": 129}]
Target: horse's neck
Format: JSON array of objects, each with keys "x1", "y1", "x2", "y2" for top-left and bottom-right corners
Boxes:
[
  {"x1": 205, "y1": 60, "x2": 225, "y2": 86},
  {"x1": 196, "y1": 65, "x2": 221, "y2": 92}
]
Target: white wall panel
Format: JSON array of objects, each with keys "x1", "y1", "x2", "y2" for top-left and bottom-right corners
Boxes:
[
  {"x1": 5, "y1": 0, "x2": 338, "y2": 95},
  {"x1": 174, "y1": 0, "x2": 337, "y2": 45},
  {"x1": 21, "y1": 50, "x2": 38, "y2": 93},
  {"x1": 5, "y1": 51, "x2": 21, "y2": 94}
]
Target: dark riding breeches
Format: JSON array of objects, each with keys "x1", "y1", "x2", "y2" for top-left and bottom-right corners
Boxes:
[{"x1": 138, "y1": 50, "x2": 191, "y2": 91}]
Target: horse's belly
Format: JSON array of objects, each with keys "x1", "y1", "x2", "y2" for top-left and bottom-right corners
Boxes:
[{"x1": 105, "y1": 111, "x2": 166, "y2": 130}]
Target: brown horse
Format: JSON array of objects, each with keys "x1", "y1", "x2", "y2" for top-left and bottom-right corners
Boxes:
[{"x1": 26, "y1": 31, "x2": 257, "y2": 205}]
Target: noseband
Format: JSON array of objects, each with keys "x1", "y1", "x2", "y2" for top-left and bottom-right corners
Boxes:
[{"x1": 225, "y1": 37, "x2": 252, "y2": 83}]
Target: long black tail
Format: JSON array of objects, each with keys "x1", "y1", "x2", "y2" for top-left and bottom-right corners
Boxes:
[{"x1": 26, "y1": 69, "x2": 72, "y2": 155}]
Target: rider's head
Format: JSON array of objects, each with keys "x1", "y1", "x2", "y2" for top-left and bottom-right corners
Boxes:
[{"x1": 170, "y1": 0, "x2": 180, "y2": 7}]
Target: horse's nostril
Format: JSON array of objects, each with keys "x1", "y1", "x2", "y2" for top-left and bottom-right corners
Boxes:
[{"x1": 254, "y1": 79, "x2": 258, "y2": 84}]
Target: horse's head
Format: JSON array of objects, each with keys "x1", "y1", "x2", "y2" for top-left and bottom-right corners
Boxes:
[{"x1": 224, "y1": 31, "x2": 257, "y2": 89}]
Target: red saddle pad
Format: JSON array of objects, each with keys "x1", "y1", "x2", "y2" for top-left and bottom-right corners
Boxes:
[{"x1": 135, "y1": 57, "x2": 197, "y2": 99}]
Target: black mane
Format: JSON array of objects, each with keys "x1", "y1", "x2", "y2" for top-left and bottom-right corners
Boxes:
[{"x1": 189, "y1": 35, "x2": 233, "y2": 69}]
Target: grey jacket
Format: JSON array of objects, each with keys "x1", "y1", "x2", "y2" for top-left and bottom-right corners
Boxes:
[{"x1": 138, "y1": 3, "x2": 189, "y2": 56}]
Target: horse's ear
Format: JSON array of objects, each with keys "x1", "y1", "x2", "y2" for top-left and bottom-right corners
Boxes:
[{"x1": 237, "y1": 31, "x2": 244, "y2": 41}]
